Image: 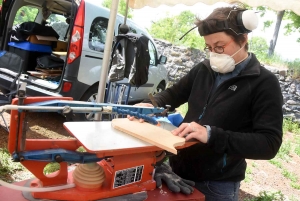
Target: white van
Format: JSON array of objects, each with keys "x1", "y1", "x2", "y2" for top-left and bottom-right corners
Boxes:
[{"x1": 0, "y1": 0, "x2": 169, "y2": 120}]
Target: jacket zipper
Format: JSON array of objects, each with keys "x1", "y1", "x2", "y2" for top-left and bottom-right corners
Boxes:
[
  {"x1": 198, "y1": 61, "x2": 259, "y2": 120},
  {"x1": 198, "y1": 104, "x2": 207, "y2": 120}
]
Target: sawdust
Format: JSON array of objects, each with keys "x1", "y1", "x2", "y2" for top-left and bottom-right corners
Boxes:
[{"x1": 0, "y1": 112, "x2": 300, "y2": 200}]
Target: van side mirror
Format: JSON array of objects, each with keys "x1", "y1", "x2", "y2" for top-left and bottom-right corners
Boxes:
[{"x1": 159, "y1": 55, "x2": 167, "y2": 64}]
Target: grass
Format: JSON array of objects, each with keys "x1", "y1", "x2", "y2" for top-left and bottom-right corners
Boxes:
[
  {"x1": 290, "y1": 182, "x2": 300, "y2": 190},
  {"x1": 276, "y1": 140, "x2": 291, "y2": 161},
  {"x1": 295, "y1": 145, "x2": 300, "y2": 156},
  {"x1": 43, "y1": 162, "x2": 60, "y2": 174},
  {"x1": 245, "y1": 191, "x2": 284, "y2": 201},
  {"x1": 244, "y1": 166, "x2": 253, "y2": 183},
  {"x1": 283, "y1": 118, "x2": 300, "y2": 134},
  {"x1": 0, "y1": 148, "x2": 24, "y2": 180},
  {"x1": 282, "y1": 168, "x2": 298, "y2": 182},
  {"x1": 269, "y1": 159, "x2": 282, "y2": 168},
  {"x1": 268, "y1": 118, "x2": 300, "y2": 191}
]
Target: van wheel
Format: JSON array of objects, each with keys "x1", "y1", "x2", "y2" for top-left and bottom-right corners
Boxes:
[
  {"x1": 73, "y1": 85, "x2": 107, "y2": 121},
  {"x1": 153, "y1": 83, "x2": 165, "y2": 95}
]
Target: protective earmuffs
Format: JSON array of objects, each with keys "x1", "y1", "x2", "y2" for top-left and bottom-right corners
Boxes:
[
  {"x1": 181, "y1": 9, "x2": 259, "y2": 39},
  {"x1": 198, "y1": 9, "x2": 259, "y2": 36},
  {"x1": 236, "y1": 10, "x2": 259, "y2": 33}
]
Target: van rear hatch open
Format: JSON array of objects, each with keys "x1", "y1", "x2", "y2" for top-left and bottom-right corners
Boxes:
[{"x1": 0, "y1": 0, "x2": 78, "y2": 96}]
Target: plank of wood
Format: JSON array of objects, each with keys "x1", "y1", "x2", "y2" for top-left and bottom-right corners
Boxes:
[
  {"x1": 27, "y1": 71, "x2": 61, "y2": 76},
  {"x1": 35, "y1": 67, "x2": 62, "y2": 73},
  {"x1": 52, "y1": 51, "x2": 67, "y2": 56},
  {"x1": 27, "y1": 71, "x2": 44, "y2": 75},
  {"x1": 111, "y1": 118, "x2": 185, "y2": 154}
]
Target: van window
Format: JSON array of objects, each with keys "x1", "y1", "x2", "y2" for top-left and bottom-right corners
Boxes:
[
  {"x1": 46, "y1": 14, "x2": 68, "y2": 41},
  {"x1": 13, "y1": 6, "x2": 38, "y2": 25},
  {"x1": 129, "y1": 27, "x2": 137, "y2": 34},
  {"x1": 148, "y1": 41, "x2": 157, "y2": 65},
  {"x1": 89, "y1": 17, "x2": 109, "y2": 52}
]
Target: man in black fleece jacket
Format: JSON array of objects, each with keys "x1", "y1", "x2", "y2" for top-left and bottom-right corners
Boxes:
[{"x1": 129, "y1": 5, "x2": 283, "y2": 201}]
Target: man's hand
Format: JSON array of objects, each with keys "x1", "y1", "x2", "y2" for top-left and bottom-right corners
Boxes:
[
  {"x1": 154, "y1": 163, "x2": 195, "y2": 195},
  {"x1": 171, "y1": 122, "x2": 208, "y2": 143}
]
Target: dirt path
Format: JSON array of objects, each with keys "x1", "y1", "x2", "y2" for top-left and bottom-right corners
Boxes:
[{"x1": 0, "y1": 111, "x2": 300, "y2": 200}]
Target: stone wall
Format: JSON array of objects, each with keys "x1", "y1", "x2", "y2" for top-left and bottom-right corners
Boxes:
[{"x1": 154, "y1": 38, "x2": 300, "y2": 122}]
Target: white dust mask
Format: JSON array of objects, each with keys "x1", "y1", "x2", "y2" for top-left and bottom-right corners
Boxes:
[{"x1": 209, "y1": 45, "x2": 245, "y2": 74}]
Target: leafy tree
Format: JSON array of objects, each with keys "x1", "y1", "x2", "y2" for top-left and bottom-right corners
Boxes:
[
  {"x1": 248, "y1": 36, "x2": 269, "y2": 60},
  {"x1": 254, "y1": 6, "x2": 300, "y2": 57},
  {"x1": 102, "y1": 0, "x2": 133, "y2": 19},
  {"x1": 284, "y1": 11, "x2": 300, "y2": 42},
  {"x1": 149, "y1": 11, "x2": 205, "y2": 49}
]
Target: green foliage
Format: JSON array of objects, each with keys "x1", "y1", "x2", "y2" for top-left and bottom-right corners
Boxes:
[
  {"x1": 276, "y1": 140, "x2": 291, "y2": 161},
  {"x1": 283, "y1": 118, "x2": 300, "y2": 134},
  {"x1": 290, "y1": 182, "x2": 300, "y2": 190},
  {"x1": 249, "y1": 37, "x2": 269, "y2": 60},
  {"x1": 263, "y1": 20, "x2": 273, "y2": 31},
  {"x1": 13, "y1": 6, "x2": 39, "y2": 25},
  {"x1": 244, "y1": 166, "x2": 252, "y2": 183},
  {"x1": 245, "y1": 191, "x2": 284, "y2": 201},
  {"x1": 283, "y1": 11, "x2": 300, "y2": 42},
  {"x1": 43, "y1": 162, "x2": 60, "y2": 174},
  {"x1": 287, "y1": 59, "x2": 300, "y2": 79},
  {"x1": 77, "y1": 146, "x2": 87, "y2": 152},
  {"x1": 295, "y1": 145, "x2": 300, "y2": 156},
  {"x1": 149, "y1": 11, "x2": 205, "y2": 49},
  {"x1": 102, "y1": 0, "x2": 133, "y2": 19},
  {"x1": 269, "y1": 159, "x2": 282, "y2": 168},
  {"x1": 282, "y1": 168, "x2": 298, "y2": 182},
  {"x1": 0, "y1": 148, "x2": 24, "y2": 175},
  {"x1": 176, "y1": 103, "x2": 188, "y2": 117},
  {"x1": 248, "y1": 36, "x2": 287, "y2": 68}
]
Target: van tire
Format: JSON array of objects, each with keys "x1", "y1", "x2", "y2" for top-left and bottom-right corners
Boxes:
[{"x1": 73, "y1": 85, "x2": 101, "y2": 121}]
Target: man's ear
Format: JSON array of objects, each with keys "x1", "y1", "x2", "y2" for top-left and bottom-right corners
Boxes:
[{"x1": 243, "y1": 34, "x2": 248, "y2": 45}]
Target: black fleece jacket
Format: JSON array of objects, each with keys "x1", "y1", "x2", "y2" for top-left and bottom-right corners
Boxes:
[{"x1": 145, "y1": 54, "x2": 283, "y2": 181}]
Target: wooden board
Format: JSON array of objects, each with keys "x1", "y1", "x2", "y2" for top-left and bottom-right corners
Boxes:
[
  {"x1": 35, "y1": 67, "x2": 62, "y2": 73},
  {"x1": 52, "y1": 51, "x2": 67, "y2": 56},
  {"x1": 111, "y1": 118, "x2": 185, "y2": 154}
]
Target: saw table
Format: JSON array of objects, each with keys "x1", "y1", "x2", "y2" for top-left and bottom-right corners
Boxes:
[{"x1": 0, "y1": 96, "x2": 205, "y2": 200}]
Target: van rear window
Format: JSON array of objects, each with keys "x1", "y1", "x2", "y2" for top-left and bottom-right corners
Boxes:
[
  {"x1": 13, "y1": 6, "x2": 38, "y2": 25},
  {"x1": 47, "y1": 14, "x2": 69, "y2": 41}
]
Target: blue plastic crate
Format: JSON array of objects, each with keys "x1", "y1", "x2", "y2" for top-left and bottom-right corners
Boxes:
[{"x1": 8, "y1": 42, "x2": 52, "y2": 53}]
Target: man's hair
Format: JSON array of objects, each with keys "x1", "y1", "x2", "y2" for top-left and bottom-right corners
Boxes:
[{"x1": 195, "y1": 6, "x2": 248, "y2": 50}]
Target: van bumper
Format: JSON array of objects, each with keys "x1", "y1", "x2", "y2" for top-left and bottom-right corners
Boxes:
[{"x1": 0, "y1": 73, "x2": 62, "y2": 97}]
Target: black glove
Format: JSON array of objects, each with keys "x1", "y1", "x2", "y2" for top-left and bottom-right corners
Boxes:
[{"x1": 154, "y1": 163, "x2": 195, "y2": 195}]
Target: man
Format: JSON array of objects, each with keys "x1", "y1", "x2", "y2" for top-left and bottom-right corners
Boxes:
[{"x1": 130, "y1": 5, "x2": 283, "y2": 201}]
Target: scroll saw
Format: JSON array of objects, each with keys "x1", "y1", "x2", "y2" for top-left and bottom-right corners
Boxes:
[{"x1": 0, "y1": 96, "x2": 200, "y2": 201}]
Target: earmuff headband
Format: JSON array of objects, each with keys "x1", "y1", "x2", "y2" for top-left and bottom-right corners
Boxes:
[{"x1": 198, "y1": 9, "x2": 258, "y2": 36}]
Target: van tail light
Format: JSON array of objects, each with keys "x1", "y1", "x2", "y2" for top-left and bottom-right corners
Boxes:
[
  {"x1": 67, "y1": 1, "x2": 85, "y2": 64},
  {"x1": 62, "y1": 81, "x2": 72, "y2": 92}
]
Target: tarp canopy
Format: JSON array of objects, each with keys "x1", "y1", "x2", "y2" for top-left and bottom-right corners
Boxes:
[
  {"x1": 129, "y1": 0, "x2": 300, "y2": 15},
  {"x1": 95, "y1": 0, "x2": 300, "y2": 117}
]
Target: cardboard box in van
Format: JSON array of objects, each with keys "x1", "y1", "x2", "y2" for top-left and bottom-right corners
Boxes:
[
  {"x1": 27, "y1": 35, "x2": 58, "y2": 46},
  {"x1": 53, "y1": 41, "x2": 68, "y2": 52}
]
